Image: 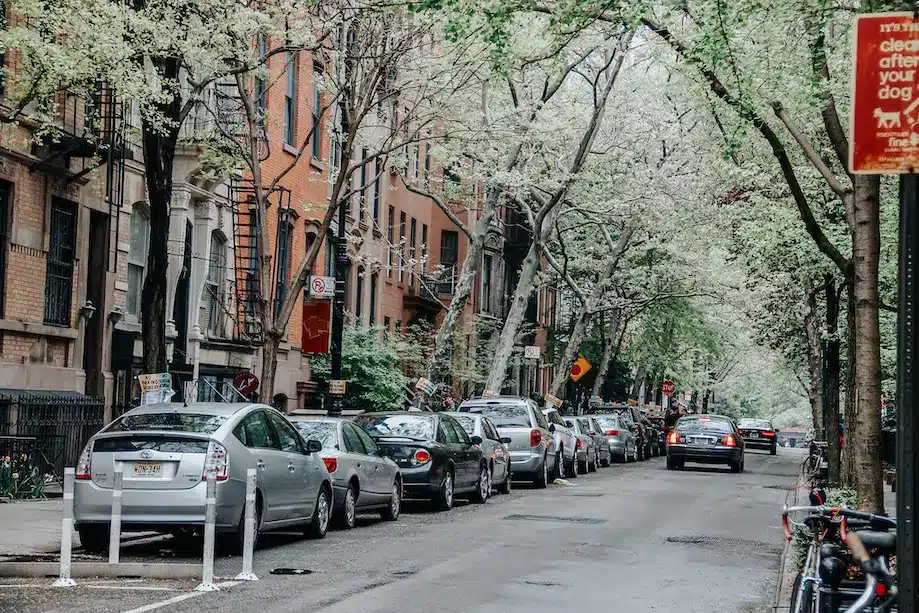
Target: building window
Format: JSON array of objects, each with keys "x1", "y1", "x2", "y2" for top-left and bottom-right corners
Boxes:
[
  {"x1": 373, "y1": 158, "x2": 382, "y2": 224},
  {"x1": 386, "y1": 206, "x2": 395, "y2": 277},
  {"x1": 421, "y1": 223, "x2": 428, "y2": 270},
  {"x1": 354, "y1": 265, "x2": 364, "y2": 323},
  {"x1": 440, "y1": 230, "x2": 458, "y2": 268},
  {"x1": 255, "y1": 36, "x2": 268, "y2": 124},
  {"x1": 482, "y1": 253, "x2": 493, "y2": 314},
  {"x1": 409, "y1": 217, "x2": 417, "y2": 284},
  {"x1": 311, "y1": 65, "x2": 323, "y2": 158},
  {"x1": 0, "y1": 182, "x2": 8, "y2": 317},
  {"x1": 305, "y1": 231, "x2": 319, "y2": 276},
  {"x1": 126, "y1": 206, "x2": 150, "y2": 318},
  {"x1": 205, "y1": 232, "x2": 226, "y2": 337},
  {"x1": 284, "y1": 52, "x2": 297, "y2": 146},
  {"x1": 275, "y1": 219, "x2": 294, "y2": 315},
  {"x1": 359, "y1": 148, "x2": 368, "y2": 223},
  {"x1": 330, "y1": 137, "x2": 341, "y2": 174},
  {"x1": 424, "y1": 143, "x2": 431, "y2": 183},
  {"x1": 369, "y1": 272, "x2": 378, "y2": 325},
  {"x1": 398, "y1": 212, "x2": 406, "y2": 282},
  {"x1": 325, "y1": 230, "x2": 337, "y2": 277},
  {"x1": 412, "y1": 144, "x2": 420, "y2": 180},
  {"x1": 44, "y1": 199, "x2": 77, "y2": 326},
  {"x1": 384, "y1": 315, "x2": 391, "y2": 335}
]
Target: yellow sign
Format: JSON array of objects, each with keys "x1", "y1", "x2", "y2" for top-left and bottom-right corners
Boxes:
[
  {"x1": 570, "y1": 355, "x2": 592, "y2": 382},
  {"x1": 544, "y1": 394, "x2": 563, "y2": 409},
  {"x1": 329, "y1": 380, "x2": 347, "y2": 395}
]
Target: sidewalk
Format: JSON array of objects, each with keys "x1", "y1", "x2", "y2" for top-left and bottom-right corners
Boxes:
[{"x1": 0, "y1": 499, "x2": 76, "y2": 557}]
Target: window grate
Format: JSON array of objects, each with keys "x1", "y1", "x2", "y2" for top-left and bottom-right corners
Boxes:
[{"x1": 44, "y1": 199, "x2": 77, "y2": 327}]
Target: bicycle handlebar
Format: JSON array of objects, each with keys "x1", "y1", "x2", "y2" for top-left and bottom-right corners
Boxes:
[{"x1": 782, "y1": 505, "x2": 896, "y2": 526}]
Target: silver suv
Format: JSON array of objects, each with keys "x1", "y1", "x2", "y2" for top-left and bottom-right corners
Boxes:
[
  {"x1": 542, "y1": 407, "x2": 579, "y2": 479},
  {"x1": 458, "y1": 397, "x2": 558, "y2": 488}
]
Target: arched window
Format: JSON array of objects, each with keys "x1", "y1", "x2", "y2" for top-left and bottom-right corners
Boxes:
[
  {"x1": 126, "y1": 205, "x2": 150, "y2": 318},
  {"x1": 205, "y1": 231, "x2": 227, "y2": 337},
  {"x1": 306, "y1": 230, "x2": 319, "y2": 275}
]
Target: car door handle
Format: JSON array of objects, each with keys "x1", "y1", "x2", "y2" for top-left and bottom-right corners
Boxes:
[
  {"x1": 288, "y1": 463, "x2": 296, "y2": 473},
  {"x1": 356, "y1": 462, "x2": 362, "y2": 468},
  {"x1": 257, "y1": 460, "x2": 266, "y2": 470}
]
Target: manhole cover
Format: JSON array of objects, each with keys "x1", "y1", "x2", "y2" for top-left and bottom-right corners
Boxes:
[
  {"x1": 504, "y1": 514, "x2": 606, "y2": 525},
  {"x1": 665, "y1": 536, "x2": 782, "y2": 554},
  {"x1": 569, "y1": 493, "x2": 604, "y2": 497},
  {"x1": 270, "y1": 568, "x2": 314, "y2": 575},
  {"x1": 524, "y1": 581, "x2": 565, "y2": 587}
]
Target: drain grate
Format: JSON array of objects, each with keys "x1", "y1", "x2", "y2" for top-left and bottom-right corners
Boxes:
[
  {"x1": 504, "y1": 514, "x2": 607, "y2": 525},
  {"x1": 665, "y1": 536, "x2": 782, "y2": 554}
]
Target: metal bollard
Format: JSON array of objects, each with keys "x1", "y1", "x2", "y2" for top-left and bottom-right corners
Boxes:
[
  {"x1": 108, "y1": 463, "x2": 124, "y2": 564},
  {"x1": 52, "y1": 468, "x2": 76, "y2": 587},
  {"x1": 235, "y1": 468, "x2": 259, "y2": 581},
  {"x1": 196, "y1": 468, "x2": 220, "y2": 592}
]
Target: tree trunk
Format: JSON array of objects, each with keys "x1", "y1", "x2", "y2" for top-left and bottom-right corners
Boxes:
[
  {"x1": 140, "y1": 57, "x2": 181, "y2": 374},
  {"x1": 804, "y1": 288, "x2": 824, "y2": 439},
  {"x1": 841, "y1": 279, "x2": 857, "y2": 486},
  {"x1": 630, "y1": 366, "x2": 645, "y2": 400},
  {"x1": 260, "y1": 333, "x2": 281, "y2": 407},
  {"x1": 851, "y1": 174, "x2": 884, "y2": 513},
  {"x1": 824, "y1": 276, "x2": 841, "y2": 484},
  {"x1": 590, "y1": 309, "x2": 621, "y2": 398}
]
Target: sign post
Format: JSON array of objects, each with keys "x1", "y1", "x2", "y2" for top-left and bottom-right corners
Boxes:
[{"x1": 851, "y1": 13, "x2": 919, "y2": 611}]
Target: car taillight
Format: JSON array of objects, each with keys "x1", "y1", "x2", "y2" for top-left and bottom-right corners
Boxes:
[
  {"x1": 204, "y1": 441, "x2": 229, "y2": 481},
  {"x1": 530, "y1": 429, "x2": 542, "y2": 447},
  {"x1": 875, "y1": 583, "x2": 888, "y2": 597},
  {"x1": 667, "y1": 431, "x2": 680, "y2": 445},
  {"x1": 76, "y1": 441, "x2": 93, "y2": 480},
  {"x1": 763, "y1": 431, "x2": 775, "y2": 437},
  {"x1": 576, "y1": 438, "x2": 582, "y2": 448},
  {"x1": 322, "y1": 457, "x2": 338, "y2": 473},
  {"x1": 722, "y1": 434, "x2": 737, "y2": 447},
  {"x1": 411, "y1": 449, "x2": 432, "y2": 466},
  {"x1": 604, "y1": 429, "x2": 620, "y2": 436}
]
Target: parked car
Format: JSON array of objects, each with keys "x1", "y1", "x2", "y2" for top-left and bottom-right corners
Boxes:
[
  {"x1": 737, "y1": 418, "x2": 778, "y2": 455},
  {"x1": 352, "y1": 412, "x2": 489, "y2": 510},
  {"x1": 565, "y1": 418, "x2": 597, "y2": 473},
  {"x1": 290, "y1": 417, "x2": 402, "y2": 528},
  {"x1": 666, "y1": 414, "x2": 745, "y2": 472},
  {"x1": 605, "y1": 405, "x2": 652, "y2": 460},
  {"x1": 580, "y1": 416, "x2": 611, "y2": 467},
  {"x1": 457, "y1": 396, "x2": 558, "y2": 488},
  {"x1": 643, "y1": 416, "x2": 662, "y2": 457},
  {"x1": 73, "y1": 403, "x2": 333, "y2": 553},
  {"x1": 445, "y1": 412, "x2": 512, "y2": 494},
  {"x1": 647, "y1": 416, "x2": 667, "y2": 455},
  {"x1": 542, "y1": 407, "x2": 579, "y2": 479},
  {"x1": 592, "y1": 414, "x2": 638, "y2": 463}
]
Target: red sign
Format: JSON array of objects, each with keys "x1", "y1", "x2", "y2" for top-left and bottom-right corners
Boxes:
[
  {"x1": 233, "y1": 372, "x2": 259, "y2": 395},
  {"x1": 662, "y1": 380, "x2": 675, "y2": 396},
  {"x1": 851, "y1": 13, "x2": 919, "y2": 173},
  {"x1": 302, "y1": 300, "x2": 331, "y2": 354}
]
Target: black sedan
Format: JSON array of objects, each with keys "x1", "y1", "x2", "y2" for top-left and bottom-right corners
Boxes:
[
  {"x1": 666, "y1": 415, "x2": 745, "y2": 472},
  {"x1": 737, "y1": 418, "x2": 778, "y2": 455},
  {"x1": 353, "y1": 412, "x2": 489, "y2": 511}
]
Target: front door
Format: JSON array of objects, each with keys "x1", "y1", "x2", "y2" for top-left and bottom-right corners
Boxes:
[
  {"x1": 83, "y1": 212, "x2": 109, "y2": 397},
  {"x1": 266, "y1": 410, "x2": 312, "y2": 520},
  {"x1": 236, "y1": 410, "x2": 288, "y2": 522},
  {"x1": 352, "y1": 424, "x2": 389, "y2": 498}
]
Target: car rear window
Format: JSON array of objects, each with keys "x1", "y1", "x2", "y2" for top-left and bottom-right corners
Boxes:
[
  {"x1": 739, "y1": 419, "x2": 771, "y2": 429},
  {"x1": 293, "y1": 421, "x2": 338, "y2": 449},
  {"x1": 594, "y1": 416, "x2": 620, "y2": 428},
  {"x1": 93, "y1": 437, "x2": 210, "y2": 453},
  {"x1": 353, "y1": 414, "x2": 435, "y2": 441},
  {"x1": 452, "y1": 415, "x2": 476, "y2": 435},
  {"x1": 461, "y1": 405, "x2": 531, "y2": 428},
  {"x1": 105, "y1": 413, "x2": 227, "y2": 434},
  {"x1": 677, "y1": 417, "x2": 733, "y2": 433}
]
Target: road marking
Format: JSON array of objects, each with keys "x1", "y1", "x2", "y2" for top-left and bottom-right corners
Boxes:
[
  {"x1": 87, "y1": 585, "x2": 181, "y2": 592},
  {"x1": 117, "y1": 581, "x2": 240, "y2": 613}
]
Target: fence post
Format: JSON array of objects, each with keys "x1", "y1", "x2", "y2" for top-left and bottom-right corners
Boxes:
[
  {"x1": 196, "y1": 468, "x2": 219, "y2": 592},
  {"x1": 108, "y1": 463, "x2": 123, "y2": 564},
  {"x1": 52, "y1": 468, "x2": 76, "y2": 587},
  {"x1": 235, "y1": 468, "x2": 259, "y2": 581}
]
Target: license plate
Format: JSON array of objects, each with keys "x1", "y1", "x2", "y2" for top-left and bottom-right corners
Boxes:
[
  {"x1": 132, "y1": 462, "x2": 162, "y2": 477},
  {"x1": 751, "y1": 432, "x2": 760, "y2": 438}
]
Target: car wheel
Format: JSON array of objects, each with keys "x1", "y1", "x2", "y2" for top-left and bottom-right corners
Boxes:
[
  {"x1": 578, "y1": 457, "x2": 589, "y2": 474},
  {"x1": 552, "y1": 451, "x2": 562, "y2": 480},
  {"x1": 566, "y1": 454, "x2": 578, "y2": 479},
  {"x1": 666, "y1": 456, "x2": 676, "y2": 470},
  {"x1": 77, "y1": 525, "x2": 109, "y2": 553},
  {"x1": 472, "y1": 464, "x2": 490, "y2": 503},
  {"x1": 730, "y1": 459, "x2": 742, "y2": 473},
  {"x1": 305, "y1": 486, "x2": 331, "y2": 539},
  {"x1": 380, "y1": 480, "x2": 401, "y2": 521},
  {"x1": 497, "y1": 465, "x2": 512, "y2": 494},
  {"x1": 770, "y1": 444, "x2": 777, "y2": 456},
  {"x1": 636, "y1": 443, "x2": 644, "y2": 461},
  {"x1": 533, "y1": 455, "x2": 549, "y2": 489},
  {"x1": 589, "y1": 453, "x2": 598, "y2": 472},
  {"x1": 435, "y1": 469, "x2": 455, "y2": 511},
  {"x1": 601, "y1": 452, "x2": 611, "y2": 468},
  {"x1": 337, "y1": 484, "x2": 357, "y2": 529},
  {"x1": 228, "y1": 494, "x2": 262, "y2": 555}
]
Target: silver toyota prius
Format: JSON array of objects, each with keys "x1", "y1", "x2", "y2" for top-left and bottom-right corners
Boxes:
[{"x1": 73, "y1": 403, "x2": 333, "y2": 553}]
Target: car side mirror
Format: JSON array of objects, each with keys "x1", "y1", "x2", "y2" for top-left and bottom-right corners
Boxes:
[
  {"x1": 305, "y1": 439, "x2": 323, "y2": 454},
  {"x1": 500, "y1": 436, "x2": 512, "y2": 444},
  {"x1": 469, "y1": 435, "x2": 483, "y2": 445},
  {"x1": 549, "y1": 423, "x2": 556, "y2": 433},
  {"x1": 774, "y1": 428, "x2": 781, "y2": 433}
]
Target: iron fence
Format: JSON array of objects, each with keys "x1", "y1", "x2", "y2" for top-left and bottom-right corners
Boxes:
[{"x1": 0, "y1": 393, "x2": 104, "y2": 482}]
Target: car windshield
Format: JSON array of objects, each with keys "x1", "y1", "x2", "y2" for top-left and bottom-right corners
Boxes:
[
  {"x1": 452, "y1": 415, "x2": 476, "y2": 435},
  {"x1": 676, "y1": 417, "x2": 733, "y2": 434},
  {"x1": 739, "y1": 419, "x2": 772, "y2": 429},
  {"x1": 462, "y1": 405, "x2": 531, "y2": 428},
  {"x1": 293, "y1": 421, "x2": 338, "y2": 449},
  {"x1": 353, "y1": 414, "x2": 435, "y2": 440},
  {"x1": 105, "y1": 412, "x2": 227, "y2": 434}
]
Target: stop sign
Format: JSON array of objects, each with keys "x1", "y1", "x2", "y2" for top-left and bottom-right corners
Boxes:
[{"x1": 662, "y1": 380, "x2": 675, "y2": 396}]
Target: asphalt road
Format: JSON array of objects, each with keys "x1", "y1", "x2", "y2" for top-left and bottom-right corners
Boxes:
[{"x1": 1, "y1": 447, "x2": 804, "y2": 613}]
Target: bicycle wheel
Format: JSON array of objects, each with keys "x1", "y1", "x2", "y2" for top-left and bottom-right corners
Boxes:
[{"x1": 789, "y1": 570, "x2": 815, "y2": 613}]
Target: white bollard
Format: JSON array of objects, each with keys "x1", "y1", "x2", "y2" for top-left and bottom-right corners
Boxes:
[
  {"x1": 235, "y1": 468, "x2": 259, "y2": 581},
  {"x1": 52, "y1": 468, "x2": 76, "y2": 587},
  {"x1": 108, "y1": 463, "x2": 123, "y2": 564},
  {"x1": 196, "y1": 468, "x2": 220, "y2": 592}
]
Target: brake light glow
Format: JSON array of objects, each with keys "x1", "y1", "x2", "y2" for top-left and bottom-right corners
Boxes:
[
  {"x1": 411, "y1": 449, "x2": 432, "y2": 466},
  {"x1": 576, "y1": 438, "x2": 582, "y2": 449},
  {"x1": 203, "y1": 441, "x2": 229, "y2": 481},
  {"x1": 322, "y1": 457, "x2": 338, "y2": 473},
  {"x1": 875, "y1": 583, "x2": 888, "y2": 597},
  {"x1": 722, "y1": 434, "x2": 737, "y2": 447},
  {"x1": 763, "y1": 431, "x2": 776, "y2": 437},
  {"x1": 530, "y1": 429, "x2": 542, "y2": 447},
  {"x1": 604, "y1": 429, "x2": 620, "y2": 437},
  {"x1": 667, "y1": 431, "x2": 680, "y2": 445},
  {"x1": 76, "y1": 441, "x2": 93, "y2": 480}
]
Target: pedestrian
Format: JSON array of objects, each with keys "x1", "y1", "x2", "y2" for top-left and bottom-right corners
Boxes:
[{"x1": 442, "y1": 394, "x2": 456, "y2": 411}]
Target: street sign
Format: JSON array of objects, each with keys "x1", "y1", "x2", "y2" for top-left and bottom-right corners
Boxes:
[
  {"x1": 233, "y1": 372, "x2": 259, "y2": 395},
  {"x1": 662, "y1": 380, "x2": 675, "y2": 396},
  {"x1": 309, "y1": 275, "x2": 336, "y2": 299},
  {"x1": 329, "y1": 380, "x2": 347, "y2": 395},
  {"x1": 138, "y1": 372, "x2": 172, "y2": 392},
  {"x1": 570, "y1": 355, "x2": 592, "y2": 382},
  {"x1": 414, "y1": 378, "x2": 438, "y2": 396},
  {"x1": 684, "y1": 390, "x2": 692, "y2": 402},
  {"x1": 850, "y1": 12, "x2": 919, "y2": 173},
  {"x1": 545, "y1": 393, "x2": 562, "y2": 409},
  {"x1": 482, "y1": 390, "x2": 498, "y2": 398},
  {"x1": 302, "y1": 300, "x2": 331, "y2": 353},
  {"x1": 524, "y1": 345, "x2": 541, "y2": 360}
]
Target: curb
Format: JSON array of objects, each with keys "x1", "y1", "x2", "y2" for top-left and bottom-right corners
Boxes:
[
  {"x1": 0, "y1": 562, "x2": 203, "y2": 579},
  {"x1": 772, "y1": 533, "x2": 794, "y2": 612}
]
